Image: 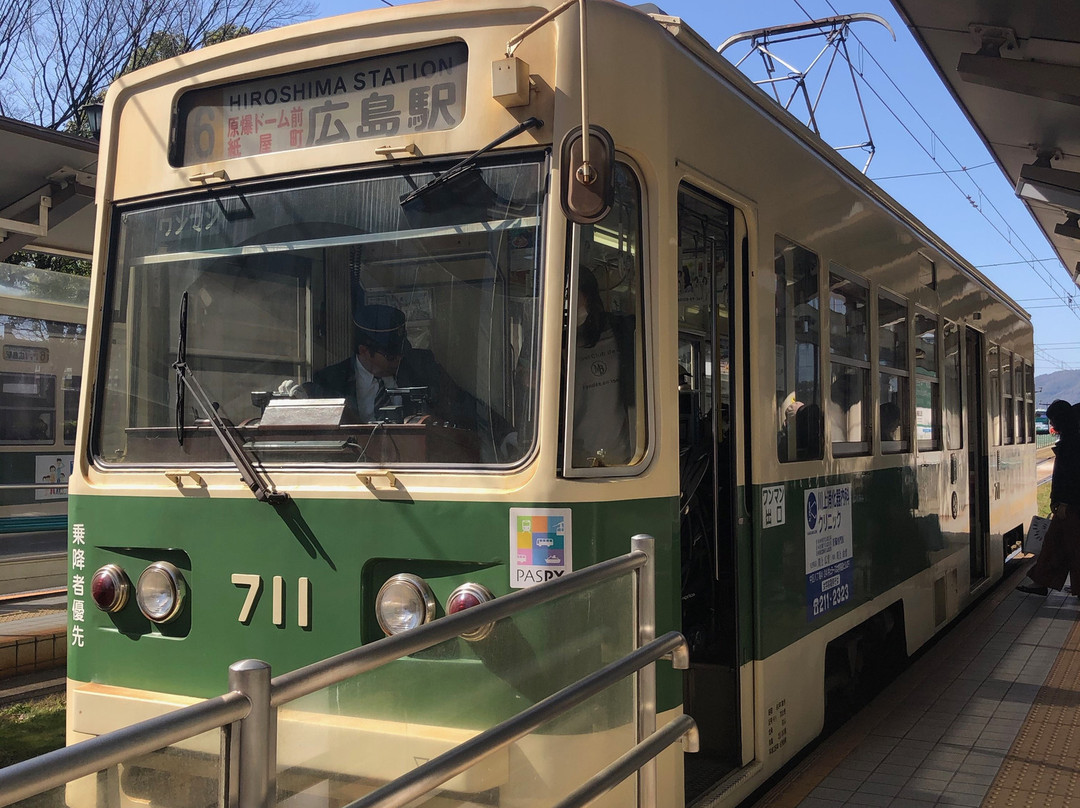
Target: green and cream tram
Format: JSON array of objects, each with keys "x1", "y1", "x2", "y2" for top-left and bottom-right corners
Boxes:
[
  {"x1": 67, "y1": 1, "x2": 1036, "y2": 806},
  {"x1": 0, "y1": 263, "x2": 87, "y2": 536}
]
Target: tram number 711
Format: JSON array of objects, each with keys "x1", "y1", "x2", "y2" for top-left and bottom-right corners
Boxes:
[{"x1": 232, "y1": 574, "x2": 312, "y2": 628}]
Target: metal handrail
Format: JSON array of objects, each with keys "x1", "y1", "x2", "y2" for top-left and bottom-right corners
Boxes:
[
  {"x1": 0, "y1": 692, "x2": 250, "y2": 807},
  {"x1": 0, "y1": 483, "x2": 69, "y2": 491},
  {"x1": 345, "y1": 631, "x2": 689, "y2": 808},
  {"x1": 0, "y1": 538, "x2": 675, "y2": 808},
  {"x1": 554, "y1": 714, "x2": 699, "y2": 808},
  {"x1": 272, "y1": 549, "x2": 647, "y2": 705}
]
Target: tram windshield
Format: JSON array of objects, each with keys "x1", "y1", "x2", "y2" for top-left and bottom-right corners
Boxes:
[{"x1": 93, "y1": 155, "x2": 545, "y2": 468}]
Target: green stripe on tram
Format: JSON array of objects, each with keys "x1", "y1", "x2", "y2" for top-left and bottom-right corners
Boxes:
[{"x1": 67, "y1": 493, "x2": 684, "y2": 721}]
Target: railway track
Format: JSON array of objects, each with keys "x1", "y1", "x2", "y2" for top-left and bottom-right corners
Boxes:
[
  {"x1": 0, "y1": 553, "x2": 66, "y2": 598},
  {"x1": 0, "y1": 667, "x2": 65, "y2": 707}
]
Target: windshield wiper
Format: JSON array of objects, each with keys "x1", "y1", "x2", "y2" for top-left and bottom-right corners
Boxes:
[
  {"x1": 172, "y1": 292, "x2": 289, "y2": 505},
  {"x1": 399, "y1": 117, "x2": 543, "y2": 207}
]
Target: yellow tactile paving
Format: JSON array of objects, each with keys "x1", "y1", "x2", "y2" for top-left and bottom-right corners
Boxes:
[{"x1": 984, "y1": 617, "x2": 1080, "y2": 807}]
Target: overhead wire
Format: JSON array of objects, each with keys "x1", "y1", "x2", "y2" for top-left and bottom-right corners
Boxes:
[
  {"x1": 785, "y1": 0, "x2": 1080, "y2": 338},
  {"x1": 873, "y1": 162, "x2": 994, "y2": 181},
  {"x1": 978, "y1": 259, "x2": 1060, "y2": 269},
  {"x1": 1035, "y1": 346, "x2": 1074, "y2": 372}
]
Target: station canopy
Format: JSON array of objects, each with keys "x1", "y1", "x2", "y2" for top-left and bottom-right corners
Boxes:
[
  {"x1": 0, "y1": 116, "x2": 97, "y2": 261},
  {"x1": 891, "y1": 0, "x2": 1080, "y2": 290}
]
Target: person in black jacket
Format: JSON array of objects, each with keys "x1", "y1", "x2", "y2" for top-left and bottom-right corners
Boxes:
[
  {"x1": 1018, "y1": 399, "x2": 1080, "y2": 596},
  {"x1": 306, "y1": 304, "x2": 471, "y2": 427},
  {"x1": 572, "y1": 268, "x2": 637, "y2": 467}
]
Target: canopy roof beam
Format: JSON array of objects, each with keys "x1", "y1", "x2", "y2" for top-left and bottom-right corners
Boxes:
[{"x1": 958, "y1": 51, "x2": 1080, "y2": 106}]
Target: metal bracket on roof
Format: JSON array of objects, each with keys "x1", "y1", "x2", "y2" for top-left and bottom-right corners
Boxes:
[
  {"x1": 968, "y1": 25, "x2": 1020, "y2": 58},
  {"x1": 718, "y1": 13, "x2": 895, "y2": 174},
  {"x1": 0, "y1": 195, "x2": 51, "y2": 243},
  {"x1": 47, "y1": 165, "x2": 96, "y2": 189}
]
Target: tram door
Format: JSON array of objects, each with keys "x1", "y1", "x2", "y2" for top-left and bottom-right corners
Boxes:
[
  {"x1": 676, "y1": 185, "x2": 740, "y2": 779},
  {"x1": 965, "y1": 327, "x2": 989, "y2": 582}
]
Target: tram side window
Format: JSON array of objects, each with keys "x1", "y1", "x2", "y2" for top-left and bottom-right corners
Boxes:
[
  {"x1": 828, "y1": 267, "x2": 869, "y2": 456},
  {"x1": 943, "y1": 321, "x2": 962, "y2": 450},
  {"x1": 63, "y1": 374, "x2": 81, "y2": 444},
  {"x1": 878, "y1": 292, "x2": 909, "y2": 453},
  {"x1": 0, "y1": 372, "x2": 55, "y2": 443},
  {"x1": 1001, "y1": 350, "x2": 1014, "y2": 445},
  {"x1": 987, "y1": 344, "x2": 1001, "y2": 447},
  {"x1": 914, "y1": 311, "x2": 940, "y2": 451},
  {"x1": 1024, "y1": 360, "x2": 1035, "y2": 443},
  {"x1": 775, "y1": 236, "x2": 822, "y2": 463},
  {"x1": 1015, "y1": 358, "x2": 1027, "y2": 443},
  {"x1": 1, "y1": 313, "x2": 84, "y2": 446},
  {"x1": 566, "y1": 162, "x2": 645, "y2": 472}
]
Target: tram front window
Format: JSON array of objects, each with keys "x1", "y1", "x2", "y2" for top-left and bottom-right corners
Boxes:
[{"x1": 93, "y1": 156, "x2": 545, "y2": 468}]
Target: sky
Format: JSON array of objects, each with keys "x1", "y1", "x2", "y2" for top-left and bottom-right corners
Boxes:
[{"x1": 315, "y1": 0, "x2": 1079, "y2": 380}]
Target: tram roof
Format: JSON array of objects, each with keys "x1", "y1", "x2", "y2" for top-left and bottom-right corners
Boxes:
[
  {"x1": 0, "y1": 116, "x2": 97, "y2": 261},
  {"x1": 890, "y1": 0, "x2": 1080, "y2": 291}
]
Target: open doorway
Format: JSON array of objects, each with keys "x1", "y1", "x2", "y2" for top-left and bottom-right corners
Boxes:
[{"x1": 676, "y1": 185, "x2": 741, "y2": 796}]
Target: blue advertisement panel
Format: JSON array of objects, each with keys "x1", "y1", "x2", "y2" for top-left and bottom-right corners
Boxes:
[{"x1": 804, "y1": 484, "x2": 853, "y2": 621}]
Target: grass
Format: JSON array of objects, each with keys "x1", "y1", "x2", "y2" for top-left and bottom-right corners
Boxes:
[
  {"x1": 0, "y1": 693, "x2": 66, "y2": 768},
  {"x1": 1038, "y1": 480, "x2": 1052, "y2": 518}
]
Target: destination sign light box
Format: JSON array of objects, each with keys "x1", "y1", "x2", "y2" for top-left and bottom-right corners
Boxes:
[{"x1": 176, "y1": 43, "x2": 468, "y2": 165}]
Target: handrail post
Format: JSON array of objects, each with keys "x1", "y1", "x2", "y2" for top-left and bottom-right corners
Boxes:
[
  {"x1": 631, "y1": 534, "x2": 657, "y2": 808},
  {"x1": 229, "y1": 659, "x2": 274, "y2": 808}
]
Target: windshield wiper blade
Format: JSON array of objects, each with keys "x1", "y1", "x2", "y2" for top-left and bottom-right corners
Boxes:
[
  {"x1": 399, "y1": 117, "x2": 543, "y2": 207},
  {"x1": 175, "y1": 293, "x2": 188, "y2": 446},
  {"x1": 172, "y1": 292, "x2": 289, "y2": 505}
]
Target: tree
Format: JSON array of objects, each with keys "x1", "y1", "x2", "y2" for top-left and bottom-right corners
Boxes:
[
  {"x1": 0, "y1": 0, "x2": 32, "y2": 115},
  {"x1": 0, "y1": 0, "x2": 312, "y2": 130},
  {"x1": 7, "y1": 250, "x2": 91, "y2": 276}
]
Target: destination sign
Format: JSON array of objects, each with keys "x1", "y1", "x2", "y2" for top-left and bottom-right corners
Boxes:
[
  {"x1": 4, "y1": 344, "x2": 49, "y2": 363},
  {"x1": 176, "y1": 43, "x2": 468, "y2": 166}
]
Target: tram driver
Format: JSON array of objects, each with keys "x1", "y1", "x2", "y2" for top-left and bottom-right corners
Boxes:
[{"x1": 278, "y1": 304, "x2": 472, "y2": 427}]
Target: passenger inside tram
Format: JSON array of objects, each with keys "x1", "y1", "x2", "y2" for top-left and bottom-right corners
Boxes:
[
  {"x1": 880, "y1": 401, "x2": 902, "y2": 441},
  {"x1": 572, "y1": 267, "x2": 636, "y2": 467}
]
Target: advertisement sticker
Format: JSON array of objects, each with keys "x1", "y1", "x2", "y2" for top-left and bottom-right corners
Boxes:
[{"x1": 804, "y1": 484, "x2": 853, "y2": 620}]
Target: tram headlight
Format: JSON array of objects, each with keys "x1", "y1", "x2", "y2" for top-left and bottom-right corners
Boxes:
[
  {"x1": 90, "y1": 564, "x2": 131, "y2": 613},
  {"x1": 136, "y1": 562, "x2": 187, "y2": 623},
  {"x1": 446, "y1": 583, "x2": 495, "y2": 641},
  {"x1": 376, "y1": 573, "x2": 436, "y2": 636}
]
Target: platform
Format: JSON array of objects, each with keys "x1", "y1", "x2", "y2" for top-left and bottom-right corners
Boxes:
[
  {"x1": 752, "y1": 560, "x2": 1080, "y2": 808},
  {"x1": 0, "y1": 593, "x2": 67, "y2": 678}
]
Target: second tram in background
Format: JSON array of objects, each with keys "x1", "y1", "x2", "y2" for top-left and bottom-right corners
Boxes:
[
  {"x1": 0, "y1": 265, "x2": 86, "y2": 515},
  {"x1": 0, "y1": 263, "x2": 86, "y2": 593},
  {"x1": 65, "y1": 1, "x2": 1036, "y2": 806}
]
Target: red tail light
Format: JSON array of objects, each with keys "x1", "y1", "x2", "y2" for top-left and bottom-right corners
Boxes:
[
  {"x1": 446, "y1": 583, "x2": 495, "y2": 641},
  {"x1": 91, "y1": 564, "x2": 131, "y2": 613}
]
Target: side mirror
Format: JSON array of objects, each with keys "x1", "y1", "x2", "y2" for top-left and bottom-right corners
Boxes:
[{"x1": 561, "y1": 126, "x2": 615, "y2": 224}]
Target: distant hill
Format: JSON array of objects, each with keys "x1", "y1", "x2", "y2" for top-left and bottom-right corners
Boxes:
[{"x1": 1035, "y1": 370, "x2": 1080, "y2": 408}]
